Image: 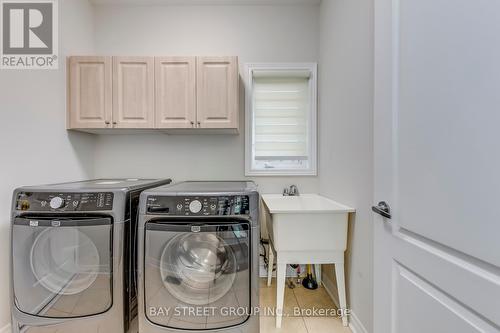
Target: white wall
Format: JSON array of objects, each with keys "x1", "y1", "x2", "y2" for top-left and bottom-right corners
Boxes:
[
  {"x1": 0, "y1": 0, "x2": 96, "y2": 328},
  {"x1": 318, "y1": 0, "x2": 374, "y2": 332},
  {"x1": 91, "y1": 4, "x2": 321, "y2": 194},
  {"x1": 0, "y1": 2, "x2": 375, "y2": 331}
]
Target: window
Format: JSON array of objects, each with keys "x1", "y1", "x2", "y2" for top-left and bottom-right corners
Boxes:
[{"x1": 245, "y1": 63, "x2": 317, "y2": 176}]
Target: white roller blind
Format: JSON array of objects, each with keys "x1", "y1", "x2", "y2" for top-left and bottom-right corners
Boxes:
[{"x1": 252, "y1": 73, "x2": 310, "y2": 160}]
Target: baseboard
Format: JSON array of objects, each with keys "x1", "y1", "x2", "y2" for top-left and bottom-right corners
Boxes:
[
  {"x1": 0, "y1": 323, "x2": 11, "y2": 333},
  {"x1": 322, "y1": 280, "x2": 340, "y2": 308},
  {"x1": 323, "y1": 282, "x2": 369, "y2": 333},
  {"x1": 348, "y1": 311, "x2": 369, "y2": 333}
]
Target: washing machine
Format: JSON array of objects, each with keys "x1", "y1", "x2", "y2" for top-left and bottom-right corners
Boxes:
[
  {"x1": 137, "y1": 181, "x2": 260, "y2": 333},
  {"x1": 11, "y1": 178, "x2": 172, "y2": 333}
]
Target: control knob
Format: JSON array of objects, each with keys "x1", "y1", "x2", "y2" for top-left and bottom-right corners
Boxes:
[
  {"x1": 50, "y1": 196, "x2": 65, "y2": 209},
  {"x1": 189, "y1": 200, "x2": 203, "y2": 213}
]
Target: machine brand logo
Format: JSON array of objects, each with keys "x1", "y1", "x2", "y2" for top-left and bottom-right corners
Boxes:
[
  {"x1": 191, "y1": 226, "x2": 201, "y2": 233},
  {"x1": 0, "y1": 0, "x2": 58, "y2": 69},
  {"x1": 29, "y1": 220, "x2": 38, "y2": 227},
  {"x1": 51, "y1": 220, "x2": 60, "y2": 227}
]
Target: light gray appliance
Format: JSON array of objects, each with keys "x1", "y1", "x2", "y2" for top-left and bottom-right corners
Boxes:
[
  {"x1": 11, "y1": 178, "x2": 172, "y2": 333},
  {"x1": 137, "y1": 181, "x2": 259, "y2": 333}
]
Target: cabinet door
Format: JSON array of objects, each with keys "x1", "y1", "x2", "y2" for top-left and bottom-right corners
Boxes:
[
  {"x1": 155, "y1": 57, "x2": 196, "y2": 128},
  {"x1": 68, "y1": 56, "x2": 112, "y2": 129},
  {"x1": 113, "y1": 57, "x2": 155, "y2": 128},
  {"x1": 196, "y1": 56, "x2": 239, "y2": 129}
]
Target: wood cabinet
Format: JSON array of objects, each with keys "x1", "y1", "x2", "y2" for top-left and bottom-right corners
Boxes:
[
  {"x1": 196, "y1": 56, "x2": 239, "y2": 129},
  {"x1": 68, "y1": 56, "x2": 112, "y2": 129},
  {"x1": 113, "y1": 57, "x2": 155, "y2": 128},
  {"x1": 155, "y1": 57, "x2": 196, "y2": 129},
  {"x1": 67, "y1": 55, "x2": 239, "y2": 132}
]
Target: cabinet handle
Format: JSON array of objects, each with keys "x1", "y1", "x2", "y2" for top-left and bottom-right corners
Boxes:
[
  {"x1": 112, "y1": 122, "x2": 117, "y2": 125},
  {"x1": 197, "y1": 121, "x2": 201, "y2": 128},
  {"x1": 105, "y1": 121, "x2": 110, "y2": 125},
  {"x1": 190, "y1": 121, "x2": 194, "y2": 127}
]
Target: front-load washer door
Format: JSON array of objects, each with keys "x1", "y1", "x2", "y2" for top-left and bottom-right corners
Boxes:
[
  {"x1": 12, "y1": 217, "x2": 113, "y2": 318},
  {"x1": 144, "y1": 220, "x2": 250, "y2": 330}
]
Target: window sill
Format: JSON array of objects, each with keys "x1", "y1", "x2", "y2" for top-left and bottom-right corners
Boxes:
[{"x1": 245, "y1": 169, "x2": 317, "y2": 177}]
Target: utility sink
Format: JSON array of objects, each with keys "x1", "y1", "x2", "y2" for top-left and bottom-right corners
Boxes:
[
  {"x1": 261, "y1": 193, "x2": 355, "y2": 328},
  {"x1": 261, "y1": 194, "x2": 355, "y2": 253}
]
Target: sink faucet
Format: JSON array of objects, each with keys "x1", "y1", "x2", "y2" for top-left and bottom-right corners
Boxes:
[
  {"x1": 289, "y1": 185, "x2": 299, "y2": 196},
  {"x1": 283, "y1": 185, "x2": 300, "y2": 196}
]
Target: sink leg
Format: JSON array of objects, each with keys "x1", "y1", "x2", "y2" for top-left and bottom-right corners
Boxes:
[
  {"x1": 267, "y1": 245, "x2": 274, "y2": 287},
  {"x1": 276, "y1": 262, "x2": 286, "y2": 328},
  {"x1": 314, "y1": 264, "x2": 322, "y2": 285},
  {"x1": 335, "y1": 263, "x2": 348, "y2": 327}
]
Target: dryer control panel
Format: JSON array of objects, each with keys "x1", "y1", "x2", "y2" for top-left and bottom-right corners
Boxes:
[
  {"x1": 15, "y1": 192, "x2": 114, "y2": 211},
  {"x1": 146, "y1": 195, "x2": 250, "y2": 216}
]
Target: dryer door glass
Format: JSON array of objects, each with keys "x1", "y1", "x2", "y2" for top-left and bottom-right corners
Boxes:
[
  {"x1": 145, "y1": 221, "x2": 250, "y2": 330},
  {"x1": 12, "y1": 217, "x2": 113, "y2": 318}
]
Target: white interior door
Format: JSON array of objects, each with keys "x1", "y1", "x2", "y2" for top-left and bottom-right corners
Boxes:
[{"x1": 374, "y1": 0, "x2": 500, "y2": 332}]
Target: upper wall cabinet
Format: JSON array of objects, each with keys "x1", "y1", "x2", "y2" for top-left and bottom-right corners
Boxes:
[
  {"x1": 197, "y1": 56, "x2": 239, "y2": 129},
  {"x1": 155, "y1": 57, "x2": 196, "y2": 129},
  {"x1": 68, "y1": 56, "x2": 112, "y2": 129},
  {"x1": 67, "y1": 56, "x2": 239, "y2": 133},
  {"x1": 113, "y1": 57, "x2": 155, "y2": 128}
]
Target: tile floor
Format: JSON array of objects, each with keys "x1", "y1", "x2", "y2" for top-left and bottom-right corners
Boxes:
[{"x1": 259, "y1": 278, "x2": 352, "y2": 333}]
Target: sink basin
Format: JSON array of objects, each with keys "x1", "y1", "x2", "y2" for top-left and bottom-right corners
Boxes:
[{"x1": 262, "y1": 194, "x2": 355, "y2": 253}]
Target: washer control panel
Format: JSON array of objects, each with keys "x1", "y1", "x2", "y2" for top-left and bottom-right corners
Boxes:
[
  {"x1": 16, "y1": 192, "x2": 114, "y2": 211},
  {"x1": 146, "y1": 195, "x2": 250, "y2": 216}
]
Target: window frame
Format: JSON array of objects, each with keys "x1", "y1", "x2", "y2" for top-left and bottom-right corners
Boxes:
[{"x1": 244, "y1": 63, "x2": 318, "y2": 176}]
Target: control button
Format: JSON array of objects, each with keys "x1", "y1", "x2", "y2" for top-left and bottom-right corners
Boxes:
[
  {"x1": 40, "y1": 201, "x2": 47, "y2": 207},
  {"x1": 72, "y1": 200, "x2": 79, "y2": 207},
  {"x1": 210, "y1": 204, "x2": 217, "y2": 210},
  {"x1": 19, "y1": 200, "x2": 30, "y2": 210},
  {"x1": 96, "y1": 193, "x2": 105, "y2": 208},
  {"x1": 50, "y1": 197, "x2": 65, "y2": 209},
  {"x1": 189, "y1": 200, "x2": 203, "y2": 213},
  {"x1": 176, "y1": 203, "x2": 183, "y2": 210}
]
